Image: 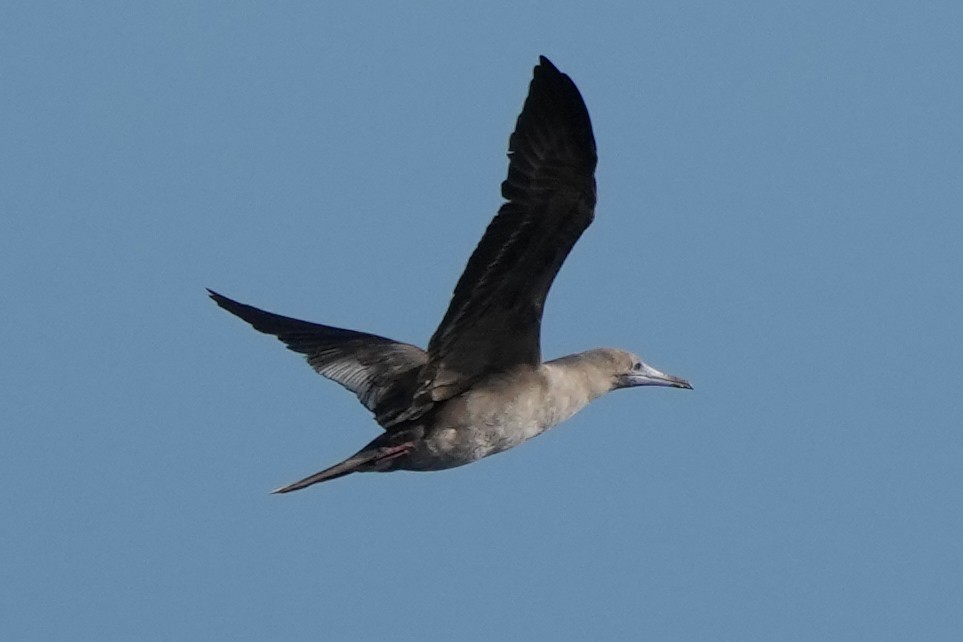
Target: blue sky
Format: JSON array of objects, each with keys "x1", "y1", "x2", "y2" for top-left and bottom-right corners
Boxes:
[{"x1": 3, "y1": 2, "x2": 962, "y2": 639}]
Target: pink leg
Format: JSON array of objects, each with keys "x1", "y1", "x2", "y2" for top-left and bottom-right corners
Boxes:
[{"x1": 370, "y1": 442, "x2": 413, "y2": 469}]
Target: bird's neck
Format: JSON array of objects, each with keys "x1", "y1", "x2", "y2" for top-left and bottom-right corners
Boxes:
[{"x1": 538, "y1": 357, "x2": 612, "y2": 428}]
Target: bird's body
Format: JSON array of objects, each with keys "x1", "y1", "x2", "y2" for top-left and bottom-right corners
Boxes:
[
  {"x1": 405, "y1": 357, "x2": 610, "y2": 469},
  {"x1": 210, "y1": 57, "x2": 691, "y2": 493}
]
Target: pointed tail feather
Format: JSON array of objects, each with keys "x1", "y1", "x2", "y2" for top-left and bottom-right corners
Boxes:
[
  {"x1": 271, "y1": 440, "x2": 415, "y2": 494},
  {"x1": 271, "y1": 454, "x2": 374, "y2": 494}
]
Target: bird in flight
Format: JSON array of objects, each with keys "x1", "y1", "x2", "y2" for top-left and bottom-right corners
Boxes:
[{"x1": 210, "y1": 56, "x2": 691, "y2": 493}]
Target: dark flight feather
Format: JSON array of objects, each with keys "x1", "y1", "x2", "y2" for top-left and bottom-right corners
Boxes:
[
  {"x1": 208, "y1": 289, "x2": 426, "y2": 428},
  {"x1": 419, "y1": 56, "x2": 598, "y2": 403}
]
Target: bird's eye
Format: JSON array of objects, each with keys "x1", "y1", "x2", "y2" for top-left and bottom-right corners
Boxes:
[{"x1": 632, "y1": 361, "x2": 642, "y2": 371}]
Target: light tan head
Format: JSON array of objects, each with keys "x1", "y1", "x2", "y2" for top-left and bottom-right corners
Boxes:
[{"x1": 575, "y1": 347, "x2": 692, "y2": 392}]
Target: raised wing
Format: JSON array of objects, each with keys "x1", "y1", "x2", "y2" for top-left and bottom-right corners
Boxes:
[
  {"x1": 421, "y1": 56, "x2": 598, "y2": 402},
  {"x1": 208, "y1": 290, "x2": 426, "y2": 428}
]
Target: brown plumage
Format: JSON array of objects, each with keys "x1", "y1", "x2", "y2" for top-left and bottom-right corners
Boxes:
[{"x1": 210, "y1": 56, "x2": 691, "y2": 493}]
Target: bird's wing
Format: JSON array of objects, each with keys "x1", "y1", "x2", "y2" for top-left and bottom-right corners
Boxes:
[
  {"x1": 421, "y1": 56, "x2": 598, "y2": 403},
  {"x1": 208, "y1": 290, "x2": 426, "y2": 429}
]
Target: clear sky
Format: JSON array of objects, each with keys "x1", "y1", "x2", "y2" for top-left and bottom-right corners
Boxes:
[{"x1": 3, "y1": 2, "x2": 962, "y2": 640}]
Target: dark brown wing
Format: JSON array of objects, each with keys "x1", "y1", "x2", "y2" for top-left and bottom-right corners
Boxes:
[
  {"x1": 208, "y1": 290, "x2": 426, "y2": 428},
  {"x1": 421, "y1": 56, "x2": 598, "y2": 402}
]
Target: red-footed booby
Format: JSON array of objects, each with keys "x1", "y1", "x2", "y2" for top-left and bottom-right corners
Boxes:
[{"x1": 210, "y1": 56, "x2": 691, "y2": 493}]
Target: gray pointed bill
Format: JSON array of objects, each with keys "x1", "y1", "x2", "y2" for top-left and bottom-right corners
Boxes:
[{"x1": 620, "y1": 362, "x2": 693, "y2": 390}]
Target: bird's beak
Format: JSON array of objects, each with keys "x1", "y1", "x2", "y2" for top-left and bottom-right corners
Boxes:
[{"x1": 621, "y1": 362, "x2": 693, "y2": 390}]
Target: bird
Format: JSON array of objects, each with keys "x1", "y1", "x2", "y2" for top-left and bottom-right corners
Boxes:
[{"x1": 209, "y1": 56, "x2": 692, "y2": 493}]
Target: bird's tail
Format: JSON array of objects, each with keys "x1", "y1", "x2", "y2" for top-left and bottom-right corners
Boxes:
[
  {"x1": 271, "y1": 440, "x2": 414, "y2": 494},
  {"x1": 271, "y1": 455, "x2": 369, "y2": 494}
]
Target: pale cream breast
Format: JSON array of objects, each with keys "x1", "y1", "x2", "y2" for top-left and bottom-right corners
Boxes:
[{"x1": 420, "y1": 363, "x2": 603, "y2": 466}]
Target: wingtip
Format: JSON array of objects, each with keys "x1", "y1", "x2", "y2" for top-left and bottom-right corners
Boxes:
[
  {"x1": 207, "y1": 288, "x2": 244, "y2": 314},
  {"x1": 536, "y1": 55, "x2": 559, "y2": 73}
]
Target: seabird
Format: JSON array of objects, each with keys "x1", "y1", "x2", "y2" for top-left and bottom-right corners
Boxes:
[{"x1": 210, "y1": 56, "x2": 692, "y2": 493}]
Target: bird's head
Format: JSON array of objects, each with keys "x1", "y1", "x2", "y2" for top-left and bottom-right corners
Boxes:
[{"x1": 584, "y1": 348, "x2": 692, "y2": 392}]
